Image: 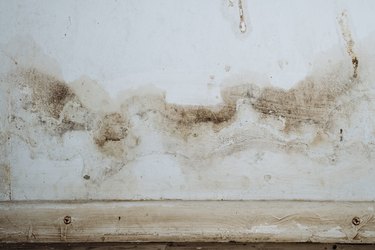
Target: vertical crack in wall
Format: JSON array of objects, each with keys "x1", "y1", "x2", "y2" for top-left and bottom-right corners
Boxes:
[
  {"x1": 338, "y1": 10, "x2": 359, "y2": 78},
  {"x1": 238, "y1": 0, "x2": 247, "y2": 33}
]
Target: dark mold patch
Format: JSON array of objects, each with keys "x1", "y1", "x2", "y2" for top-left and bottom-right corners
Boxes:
[
  {"x1": 165, "y1": 104, "x2": 236, "y2": 127},
  {"x1": 124, "y1": 92, "x2": 237, "y2": 139},
  {"x1": 17, "y1": 68, "x2": 90, "y2": 137},
  {"x1": 21, "y1": 68, "x2": 75, "y2": 119},
  {"x1": 9, "y1": 52, "x2": 363, "y2": 167},
  {"x1": 56, "y1": 116, "x2": 87, "y2": 135},
  {"x1": 163, "y1": 104, "x2": 234, "y2": 139},
  {"x1": 219, "y1": 57, "x2": 360, "y2": 134},
  {"x1": 47, "y1": 82, "x2": 73, "y2": 119},
  {"x1": 250, "y1": 75, "x2": 357, "y2": 132},
  {"x1": 13, "y1": 68, "x2": 134, "y2": 159},
  {"x1": 152, "y1": 102, "x2": 238, "y2": 140},
  {"x1": 93, "y1": 113, "x2": 129, "y2": 158},
  {"x1": 131, "y1": 60, "x2": 359, "y2": 143},
  {"x1": 94, "y1": 113, "x2": 128, "y2": 147}
]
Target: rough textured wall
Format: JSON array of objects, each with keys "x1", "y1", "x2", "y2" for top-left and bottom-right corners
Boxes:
[{"x1": 0, "y1": 0, "x2": 375, "y2": 200}]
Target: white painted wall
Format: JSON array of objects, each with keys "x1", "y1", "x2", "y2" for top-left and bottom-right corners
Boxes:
[{"x1": 1, "y1": 0, "x2": 375, "y2": 201}]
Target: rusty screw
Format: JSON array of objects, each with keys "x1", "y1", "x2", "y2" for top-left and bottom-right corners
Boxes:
[
  {"x1": 352, "y1": 216, "x2": 361, "y2": 226},
  {"x1": 63, "y1": 215, "x2": 72, "y2": 225}
]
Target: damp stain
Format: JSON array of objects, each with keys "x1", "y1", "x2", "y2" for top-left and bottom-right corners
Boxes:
[
  {"x1": 144, "y1": 59, "x2": 363, "y2": 167},
  {"x1": 248, "y1": 73, "x2": 357, "y2": 132},
  {"x1": 120, "y1": 91, "x2": 237, "y2": 139},
  {"x1": 16, "y1": 68, "x2": 90, "y2": 136},
  {"x1": 20, "y1": 68, "x2": 75, "y2": 119},
  {"x1": 11, "y1": 68, "x2": 135, "y2": 160},
  {"x1": 219, "y1": 60, "x2": 358, "y2": 134},
  {"x1": 7, "y1": 49, "x2": 365, "y2": 170}
]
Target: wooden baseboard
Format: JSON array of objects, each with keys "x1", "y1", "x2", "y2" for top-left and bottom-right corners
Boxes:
[
  {"x1": 1, "y1": 201, "x2": 375, "y2": 243},
  {"x1": 1, "y1": 243, "x2": 375, "y2": 250}
]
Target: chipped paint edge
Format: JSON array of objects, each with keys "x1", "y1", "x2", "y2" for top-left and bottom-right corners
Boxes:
[{"x1": 1, "y1": 201, "x2": 375, "y2": 243}]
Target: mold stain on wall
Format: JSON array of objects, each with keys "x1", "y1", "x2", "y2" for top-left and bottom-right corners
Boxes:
[
  {"x1": 6, "y1": 68, "x2": 140, "y2": 182},
  {"x1": 17, "y1": 68, "x2": 90, "y2": 136},
  {"x1": 93, "y1": 112, "x2": 130, "y2": 158},
  {"x1": 152, "y1": 62, "x2": 362, "y2": 168},
  {"x1": 5, "y1": 53, "x2": 370, "y2": 175},
  {"x1": 246, "y1": 68, "x2": 357, "y2": 132},
  {"x1": 2, "y1": 10, "x2": 375, "y2": 189}
]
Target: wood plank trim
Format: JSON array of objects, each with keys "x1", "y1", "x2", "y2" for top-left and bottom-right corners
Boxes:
[{"x1": 1, "y1": 201, "x2": 375, "y2": 243}]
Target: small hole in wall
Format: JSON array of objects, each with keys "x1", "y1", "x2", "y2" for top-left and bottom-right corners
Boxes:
[
  {"x1": 332, "y1": 244, "x2": 337, "y2": 250},
  {"x1": 83, "y1": 175, "x2": 90, "y2": 180}
]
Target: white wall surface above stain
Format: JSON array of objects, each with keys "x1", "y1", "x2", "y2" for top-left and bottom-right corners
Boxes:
[
  {"x1": 0, "y1": 0, "x2": 375, "y2": 201},
  {"x1": 1, "y1": 0, "x2": 374, "y2": 103}
]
